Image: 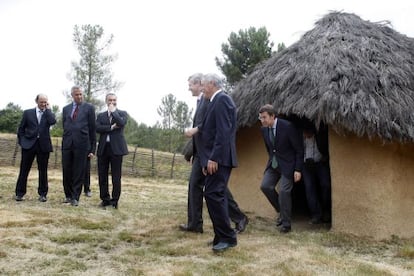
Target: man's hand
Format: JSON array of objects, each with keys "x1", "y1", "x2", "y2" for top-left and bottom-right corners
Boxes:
[
  {"x1": 207, "y1": 160, "x2": 218, "y2": 175},
  {"x1": 184, "y1": 127, "x2": 198, "y2": 138},
  {"x1": 294, "y1": 171, "x2": 301, "y2": 182}
]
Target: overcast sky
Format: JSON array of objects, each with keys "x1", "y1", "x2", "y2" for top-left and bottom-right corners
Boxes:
[{"x1": 0, "y1": 0, "x2": 413, "y2": 125}]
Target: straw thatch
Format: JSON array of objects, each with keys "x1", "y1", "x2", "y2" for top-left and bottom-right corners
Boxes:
[{"x1": 232, "y1": 11, "x2": 414, "y2": 142}]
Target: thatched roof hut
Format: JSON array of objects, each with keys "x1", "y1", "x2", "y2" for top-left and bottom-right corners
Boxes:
[
  {"x1": 229, "y1": 11, "x2": 414, "y2": 239},
  {"x1": 233, "y1": 11, "x2": 414, "y2": 142}
]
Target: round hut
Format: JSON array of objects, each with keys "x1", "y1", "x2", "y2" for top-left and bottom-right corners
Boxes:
[{"x1": 230, "y1": 11, "x2": 414, "y2": 239}]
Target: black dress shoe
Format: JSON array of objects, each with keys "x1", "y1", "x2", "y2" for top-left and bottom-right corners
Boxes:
[
  {"x1": 15, "y1": 195, "x2": 24, "y2": 201},
  {"x1": 100, "y1": 200, "x2": 112, "y2": 206},
  {"x1": 112, "y1": 202, "x2": 118, "y2": 209},
  {"x1": 62, "y1": 197, "x2": 72, "y2": 204},
  {"x1": 212, "y1": 242, "x2": 237, "y2": 252},
  {"x1": 179, "y1": 224, "x2": 203, "y2": 233},
  {"x1": 38, "y1": 196, "x2": 47, "y2": 202},
  {"x1": 279, "y1": 226, "x2": 291, "y2": 233},
  {"x1": 276, "y1": 216, "x2": 282, "y2": 227},
  {"x1": 71, "y1": 199, "x2": 79, "y2": 206},
  {"x1": 235, "y1": 216, "x2": 249, "y2": 233}
]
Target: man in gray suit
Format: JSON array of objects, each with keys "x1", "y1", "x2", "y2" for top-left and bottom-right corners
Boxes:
[
  {"x1": 62, "y1": 86, "x2": 96, "y2": 206},
  {"x1": 15, "y1": 94, "x2": 56, "y2": 202},
  {"x1": 96, "y1": 93, "x2": 128, "y2": 209}
]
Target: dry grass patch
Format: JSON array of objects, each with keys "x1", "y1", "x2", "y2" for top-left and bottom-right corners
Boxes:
[{"x1": 0, "y1": 166, "x2": 413, "y2": 275}]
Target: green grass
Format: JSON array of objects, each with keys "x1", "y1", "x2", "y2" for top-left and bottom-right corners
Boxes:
[{"x1": 0, "y1": 166, "x2": 413, "y2": 275}]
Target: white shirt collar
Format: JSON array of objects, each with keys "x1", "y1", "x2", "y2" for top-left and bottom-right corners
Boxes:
[{"x1": 209, "y1": 89, "x2": 222, "y2": 102}]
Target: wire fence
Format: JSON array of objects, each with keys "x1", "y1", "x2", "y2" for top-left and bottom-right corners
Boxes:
[{"x1": 0, "y1": 136, "x2": 191, "y2": 180}]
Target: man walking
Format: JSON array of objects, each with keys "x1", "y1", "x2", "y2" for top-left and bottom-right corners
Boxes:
[
  {"x1": 258, "y1": 104, "x2": 303, "y2": 233},
  {"x1": 180, "y1": 73, "x2": 248, "y2": 235},
  {"x1": 198, "y1": 73, "x2": 238, "y2": 252}
]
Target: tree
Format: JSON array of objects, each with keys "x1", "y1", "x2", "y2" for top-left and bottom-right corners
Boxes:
[
  {"x1": 173, "y1": 101, "x2": 192, "y2": 133},
  {"x1": 50, "y1": 105, "x2": 63, "y2": 137},
  {"x1": 157, "y1": 94, "x2": 176, "y2": 130},
  {"x1": 215, "y1": 27, "x2": 274, "y2": 87},
  {"x1": 0, "y1": 103, "x2": 23, "y2": 133},
  {"x1": 67, "y1": 24, "x2": 121, "y2": 109},
  {"x1": 157, "y1": 94, "x2": 192, "y2": 152}
]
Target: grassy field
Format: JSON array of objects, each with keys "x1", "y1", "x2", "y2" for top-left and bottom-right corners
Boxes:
[{"x1": 0, "y1": 166, "x2": 413, "y2": 275}]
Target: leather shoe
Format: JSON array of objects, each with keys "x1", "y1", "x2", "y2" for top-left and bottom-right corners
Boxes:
[
  {"x1": 71, "y1": 199, "x2": 79, "y2": 206},
  {"x1": 212, "y1": 242, "x2": 237, "y2": 252},
  {"x1": 99, "y1": 201, "x2": 112, "y2": 208},
  {"x1": 15, "y1": 195, "x2": 24, "y2": 201},
  {"x1": 62, "y1": 197, "x2": 72, "y2": 204},
  {"x1": 276, "y1": 216, "x2": 282, "y2": 227},
  {"x1": 235, "y1": 216, "x2": 249, "y2": 233},
  {"x1": 279, "y1": 226, "x2": 291, "y2": 233},
  {"x1": 38, "y1": 196, "x2": 47, "y2": 202},
  {"x1": 179, "y1": 224, "x2": 203, "y2": 233}
]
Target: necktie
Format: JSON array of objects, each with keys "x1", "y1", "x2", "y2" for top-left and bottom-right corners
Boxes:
[
  {"x1": 108, "y1": 112, "x2": 113, "y2": 123},
  {"x1": 37, "y1": 110, "x2": 43, "y2": 124},
  {"x1": 269, "y1": 128, "x2": 278, "y2": 169},
  {"x1": 72, "y1": 104, "x2": 79, "y2": 120}
]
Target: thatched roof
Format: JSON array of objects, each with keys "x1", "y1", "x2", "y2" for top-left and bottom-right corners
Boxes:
[{"x1": 232, "y1": 11, "x2": 414, "y2": 142}]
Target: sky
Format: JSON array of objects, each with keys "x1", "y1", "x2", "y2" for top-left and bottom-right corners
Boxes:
[{"x1": 0, "y1": 0, "x2": 413, "y2": 125}]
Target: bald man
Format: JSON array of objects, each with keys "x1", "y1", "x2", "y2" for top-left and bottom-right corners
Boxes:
[{"x1": 15, "y1": 94, "x2": 56, "y2": 202}]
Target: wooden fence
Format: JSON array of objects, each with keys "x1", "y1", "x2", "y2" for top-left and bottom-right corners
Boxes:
[{"x1": 0, "y1": 137, "x2": 191, "y2": 180}]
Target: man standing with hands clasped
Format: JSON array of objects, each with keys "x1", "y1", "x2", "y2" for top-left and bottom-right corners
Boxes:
[
  {"x1": 15, "y1": 94, "x2": 56, "y2": 202},
  {"x1": 258, "y1": 104, "x2": 303, "y2": 233},
  {"x1": 96, "y1": 93, "x2": 128, "y2": 209}
]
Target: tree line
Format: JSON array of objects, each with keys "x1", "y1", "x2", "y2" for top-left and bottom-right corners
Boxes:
[{"x1": 0, "y1": 25, "x2": 284, "y2": 153}]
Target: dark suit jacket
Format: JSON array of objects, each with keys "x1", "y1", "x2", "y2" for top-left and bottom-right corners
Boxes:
[
  {"x1": 261, "y1": 118, "x2": 304, "y2": 178},
  {"x1": 17, "y1": 108, "x2": 56, "y2": 152},
  {"x1": 96, "y1": 109, "x2": 128, "y2": 156},
  {"x1": 199, "y1": 91, "x2": 238, "y2": 168},
  {"x1": 62, "y1": 102, "x2": 96, "y2": 153}
]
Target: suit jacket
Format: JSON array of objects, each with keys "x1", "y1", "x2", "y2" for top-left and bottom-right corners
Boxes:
[
  {"x1": 62, "y1": 102, "x2": 96, "y2": 153},
  {"x1": 199, "y1": 91, "x2": 238, "y2": 168},
  {"x1": 261, "y1": 118, "x2": 304, "y2": 178},
  {"x1": 192, "y1": 96, "x2": 209, "y2": 156},
  {"x1": 96, "y1": 109, "x2": 128, "y2": 156},
  {"x1": 17, "y1": 108, "x2": 56, "y2": 152}
]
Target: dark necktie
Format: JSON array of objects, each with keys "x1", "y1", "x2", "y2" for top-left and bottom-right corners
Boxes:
[
  {"x1": 72, "y1": 104, "x2": 79, "y2": 120},
  {"x1": 269, "y1": 128, "x2": 278, "y2": 169}
]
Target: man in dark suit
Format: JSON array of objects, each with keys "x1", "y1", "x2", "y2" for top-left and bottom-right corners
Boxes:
[
  {"x1": 258, "y1": 104, "x2": 304, "y2": 233},
  {"x1": 302, "y1": 123, "x2": 331, "y2": 224},
  {"x1": 180, "y1": 73, "x2": 248, "y2": 235},
  {"x1": 96, "y1": 93, "x2": 128, "y2": 209},
  {"x1": 197, "y1": 73, "x2": 238, "y2": 252},
  {"x1": 62, "y1": 86, "x2": 96, "y2": 206},
  {"x1": 15, "y1": 94, "x2": 56, "y2": 202}
]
